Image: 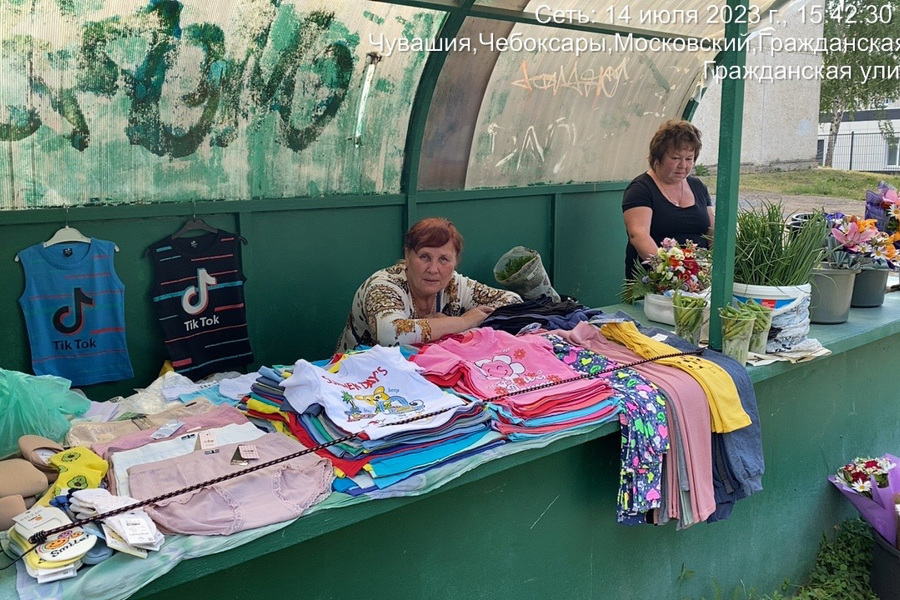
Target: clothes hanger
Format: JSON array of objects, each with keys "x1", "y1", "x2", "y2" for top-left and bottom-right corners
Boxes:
[
  {"x1": 169, "y1": 202, "x2": 247, "y2": 244},
  {"x1": 170, "y1": 217, "x2": 219, "y2": 239},
  {"x1": 141, "y1": 201, "x2": 247, "y2": 259},
  {"x1": 171, "y1": 218, "x2": 247, "y2": 244},
  {"x1": 43, "y1": 226, "x2": 91, "y2": 247},
  {"x1": 16, "y1": 206, "x2": 118, "y2": 261}
]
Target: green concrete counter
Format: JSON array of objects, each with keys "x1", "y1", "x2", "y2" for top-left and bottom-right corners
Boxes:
[
  {"x1": 4, "y1": 295, "x2": 898, "y2": 600},
  {"x1": 129, "y1": 294, "x2": 900, "y2": 600},
  {"x1": 611, "y1": 291, "x2": 900, "y2": 384}
]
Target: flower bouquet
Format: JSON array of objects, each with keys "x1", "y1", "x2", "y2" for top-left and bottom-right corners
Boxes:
[
  {"x1": 825, "y1": 213, "x2": 900, "y2": 270},
  {"x1": 829, "y1": 455, "x2": 900, "y2": 548},
  {"x1": 622, "y1": 238, "x2": 712, "y2": 303}
]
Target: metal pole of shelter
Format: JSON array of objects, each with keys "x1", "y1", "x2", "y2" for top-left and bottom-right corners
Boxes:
[{"x1": 708, "y1": 0, "x2": 749, "y2": 350}]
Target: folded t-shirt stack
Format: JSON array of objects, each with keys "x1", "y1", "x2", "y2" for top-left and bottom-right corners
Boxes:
[
  {"x1": 277, "y1": 345, "x2": 502, "y2": 495},
  {"x1": 412, "y1": 328, "x2": 617, "y2": 439},
  {"x1": 480, "y1": 296, "x2": 606, "y2": 334}
]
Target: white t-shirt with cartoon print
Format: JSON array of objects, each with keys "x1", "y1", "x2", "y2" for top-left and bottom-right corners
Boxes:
[{"x1": 282, "y1": 345, "x2": 466, "y2": 440}]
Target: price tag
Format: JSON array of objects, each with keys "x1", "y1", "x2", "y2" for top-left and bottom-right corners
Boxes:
[
  {"x1": 238, "y1": 445, "x2": 259, "y2": 460},
  {"x1": 197, "y1": 430, "x2": 218, "y2": 450},
  {"x1": 102, "y1": 525, "x2": 148, "y2": 559},
  {"x1": 121, "y1": 517, "x2": 156, "y2": 545},
  {"x1": 230, "y1": 448, "x2": 248, "y2": 466}
]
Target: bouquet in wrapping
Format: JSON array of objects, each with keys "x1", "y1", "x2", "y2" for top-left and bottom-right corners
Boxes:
[
  {"x1": 829, "y1": 455, "x2": 900, "y2": 547},
  {"x1": 825, "y1": 213, "x2": 900, "y2": 270},
  {"x1": 622, "y1": 238, "x2": 712, "y2": 303}
]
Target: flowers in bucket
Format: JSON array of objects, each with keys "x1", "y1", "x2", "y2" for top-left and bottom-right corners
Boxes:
[
  {"x1": 829, "y1": 454, "x2": 900, "y2": 548},
  {"x1": 622, "y1": 238, "x2": 712, "y2": 303},
  {"x1": 825, "y1": 213, "x2": 900, "y2": 270}
]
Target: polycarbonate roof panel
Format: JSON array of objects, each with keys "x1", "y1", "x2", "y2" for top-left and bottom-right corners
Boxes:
[
  {"x1": 0, "y1": 0, "x2": 443, "y2": 208},
  {"x1": 463, "y1": 19, "x2": 715, "y2": 188},
  {"x1": 474, "y1": 0, "x2": 781, "y2": 39}
]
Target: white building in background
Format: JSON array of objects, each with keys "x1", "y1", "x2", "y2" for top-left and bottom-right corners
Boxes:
[
  {"x1": 817, "y1": 101, "x2": 900, "y2": 172},
  {"x1": 691, "y1": 1, "x2": 824, "y2": 173}
]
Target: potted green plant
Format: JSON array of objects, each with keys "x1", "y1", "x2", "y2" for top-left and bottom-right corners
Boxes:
[
  {"x1": 731, "y1": 202, "x2": 827, "y2": 352},
  {"x1": 732, "y1": 202, "x2": 827, "y2": 307}
]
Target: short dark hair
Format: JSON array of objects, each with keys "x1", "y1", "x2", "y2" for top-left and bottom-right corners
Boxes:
[
  {"x1": 404, "y1": 217, "x2": 464, "y2": 256},
  {"x1": 648, "y1": 120, "x2": 702, "y2": 169}
]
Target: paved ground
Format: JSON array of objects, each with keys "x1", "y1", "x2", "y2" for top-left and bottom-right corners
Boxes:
[{"x1": 737, "y1": 192, "x2": 865, "y2": 217}]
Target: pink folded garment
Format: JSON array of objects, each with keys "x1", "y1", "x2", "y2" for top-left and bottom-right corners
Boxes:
[
  {"x1": 128, "y1": 433, "x2": 333, "y2": 536},
  {"x1": 67, "y1": 398, "x2": 217, "y2": 449},
  {"x1": 91, "y1": 404, "x2": 249, "y2": 459}
]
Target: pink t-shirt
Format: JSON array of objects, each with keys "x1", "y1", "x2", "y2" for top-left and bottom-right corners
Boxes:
[{"x1": 412, "y1": 328, "x2": 609, "y2": 419}]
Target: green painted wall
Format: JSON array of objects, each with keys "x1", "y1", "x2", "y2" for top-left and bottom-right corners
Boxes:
[
  {"x1": 0, "y1": 186, "x2": 626, "y2": 400},
  {"x1": 130, "y1": 333, "x2": 898, "y2": 600}
]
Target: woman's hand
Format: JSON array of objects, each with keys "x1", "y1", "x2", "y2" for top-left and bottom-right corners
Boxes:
[{"x1": 462, "y1": 305, "x2": 495, "y2": 329}]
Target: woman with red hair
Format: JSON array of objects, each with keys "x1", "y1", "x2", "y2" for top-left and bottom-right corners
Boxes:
[{"x1": 337, "y1": 218, "x2": 521, "y2": 351}]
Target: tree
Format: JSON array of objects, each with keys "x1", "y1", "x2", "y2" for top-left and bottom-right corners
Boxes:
[{"x1": 820, "y1": 0, "x2": 900, "y2": 167}]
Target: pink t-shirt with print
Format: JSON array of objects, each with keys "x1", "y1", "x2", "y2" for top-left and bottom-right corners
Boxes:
[{"x1": 412, "y1": 328, "x2": 609, "y2": 418}]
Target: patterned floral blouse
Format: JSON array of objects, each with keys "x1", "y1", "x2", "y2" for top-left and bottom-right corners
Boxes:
[{"x1": 336, "y1": 262, "x2": 521, "y2": 352}]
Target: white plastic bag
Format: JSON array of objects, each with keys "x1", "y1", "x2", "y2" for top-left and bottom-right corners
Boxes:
[
  {"x1": 767, "y1": 293, "x2": 812, "y2": 352},
  {"x1": 493, "y1": 246, "x2": 560, "y2": 301}
]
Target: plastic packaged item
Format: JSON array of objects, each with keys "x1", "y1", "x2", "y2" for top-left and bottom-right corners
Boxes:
[
  {"x1": 0, "y1": 369, "x2": 90, "y2": 460},
  {"x1": 493, "y1": 246, "x2": 560, "y2": 301}
]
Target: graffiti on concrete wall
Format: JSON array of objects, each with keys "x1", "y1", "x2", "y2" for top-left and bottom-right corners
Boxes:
[
  {"x1": 0, "y1": 1, "x2": 438, "y2": 207},
  {"x1": 1, "y1": 1, "x2": 355, "y2": 157}
]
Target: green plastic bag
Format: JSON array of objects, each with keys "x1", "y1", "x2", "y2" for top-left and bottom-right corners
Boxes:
[{"x1": 0, "y1": 369, "x2": 90, "y2": 459}]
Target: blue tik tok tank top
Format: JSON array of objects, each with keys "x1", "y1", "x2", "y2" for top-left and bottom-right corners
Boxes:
[{"x1": 17, "y1": 238, "x2": 134, "y2": 386}]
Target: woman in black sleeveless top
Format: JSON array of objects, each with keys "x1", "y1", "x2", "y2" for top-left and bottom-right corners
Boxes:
[{"x1": 622, "y1": 120, "x2": 715, "y2": 280}]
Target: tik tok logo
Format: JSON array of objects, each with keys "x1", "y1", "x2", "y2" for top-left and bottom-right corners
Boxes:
[
  {"x1": 182, "y1": 268, "x2": 217, "y2": 315},
  {"x1": 52, "y1": 288, "x2": 94, "y2": 335}
]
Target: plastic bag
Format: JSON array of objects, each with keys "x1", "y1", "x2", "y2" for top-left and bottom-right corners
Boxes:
[
  {"x1": 766, "y1": 293, "x2": 812, "y2": 352},
  {"x1": 866, "y1": 188, "x2": 889, "y2": 231},
  {"x1": 493, "y1": 246, "x2": 560, "y2": 301},
  {"x1": 0, "y1": 369, "x2": 90, "y2": 459}
]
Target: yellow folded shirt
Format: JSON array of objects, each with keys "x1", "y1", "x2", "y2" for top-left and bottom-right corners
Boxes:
[{"x1": 600, "y1": 321, "x2": 751, "y2": 433}]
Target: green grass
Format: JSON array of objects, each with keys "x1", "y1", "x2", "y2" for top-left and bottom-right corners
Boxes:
[
  {"x1": 676, "y1": 519, "x2": 877, "y2": 600},
  {"x1": 697, "y1": 168, "x2": 900, "y2": 200}
]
